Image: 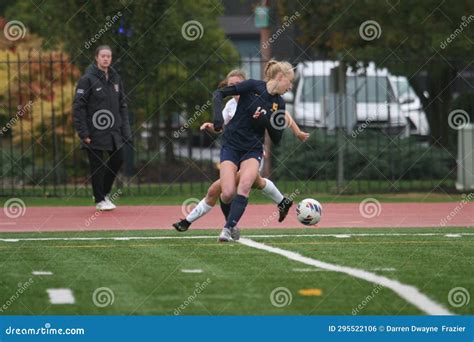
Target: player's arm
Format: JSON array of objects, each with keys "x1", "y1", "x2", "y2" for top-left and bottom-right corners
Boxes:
[
  {"x1": 285, "y1": 112, "x2": 310, "y2": 142},
  {"x1": 203, "y1": 98, "x2": 235, "y2": 133},
  {"x1": 200, "y1": 122, "x2": 219, "y2": 134},
  {"x1": 212, "y1": 80, "x2": 254, "y2": 131},
  {"x1": 73, "y1": 76, "x2": 92, "y2": 143}
]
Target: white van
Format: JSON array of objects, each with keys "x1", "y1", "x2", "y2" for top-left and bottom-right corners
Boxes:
[
  {"x1": 388, "y1": 75, "x2": 429, "y2": 136},
  {"x1": 291, "y1": 61, "x2": 428, "y2": 136}
]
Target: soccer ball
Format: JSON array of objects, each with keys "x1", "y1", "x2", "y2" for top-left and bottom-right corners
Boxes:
[{"x1": 296, "y1": 198, "x2": 322, "y2": 226}]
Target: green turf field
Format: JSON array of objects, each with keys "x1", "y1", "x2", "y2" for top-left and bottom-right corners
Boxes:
[{"x1": 0, "y1": 228, "x2": 472, "y2": 315}]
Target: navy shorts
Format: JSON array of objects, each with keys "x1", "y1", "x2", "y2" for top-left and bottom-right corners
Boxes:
[{"x1": 220, "y1": 146, "x2": 263, "y2": 168}]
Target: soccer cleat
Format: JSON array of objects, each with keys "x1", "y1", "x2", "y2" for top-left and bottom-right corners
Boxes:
[
  {"x1": 104, "y1": 194, "x2": 117, "y2": 210},
  {"x1": 278, "y1": 197, "x2": 293, "y2": 222},
  {"x1": 218, "y1": 228, "x2": 233, "y2": 242},
  {"x1": 96, "y1": 200, "x2": 115, "y2": 211},
  {"x1": 173, "y1": 219, "x2": 191, "y2": 232},
  {"x1": 230, "y1": 226, "x2": 240, "y2": 241}
]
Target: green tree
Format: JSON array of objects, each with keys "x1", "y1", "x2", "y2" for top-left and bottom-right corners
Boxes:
[
  {"x1": 278, "y1": 0, "x2": 474, "y2": 147},
  {"x1": 6, "y1": 0, "x2": 238, "y2": 161}
]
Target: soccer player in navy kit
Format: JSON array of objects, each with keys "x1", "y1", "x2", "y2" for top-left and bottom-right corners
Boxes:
[
  {"x1": 212, "y1": 60, "x2": 295, "y2": 242},
  {"x1": 172, "y1": 69, "x2": 308, "y2": 233}
]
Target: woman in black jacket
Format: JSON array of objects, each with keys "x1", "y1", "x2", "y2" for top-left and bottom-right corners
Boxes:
[{"x1": 73, "y1": 45, "x2": 131, "y2": 211}]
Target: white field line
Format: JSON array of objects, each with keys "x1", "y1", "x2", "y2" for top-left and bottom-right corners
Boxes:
[
  {"x1": 0, "y1": 232, "x2": 472, "y2": 243},
  {"x1": 32, "y1": 271, "x2": 53, "y2": 276},
  {"x1": 181, "y1": 269, "x2": 203, "y2": 273},
  {"x1": 292, "y1": 268, "x2": 323, "y2": 272},
  {"x1": 238, "y1": 238, "x2": 453, "y2": 315},
  {"x1": 46, "y1": 289, "x2": 75, "y2": 304}
]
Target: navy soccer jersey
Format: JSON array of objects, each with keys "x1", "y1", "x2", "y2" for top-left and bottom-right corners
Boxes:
[{"x1": 213, "y1": 79, "x2": 286, "y2": 152}]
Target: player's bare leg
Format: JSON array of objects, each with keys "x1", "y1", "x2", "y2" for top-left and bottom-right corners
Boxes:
[{"x1": 173, "y1": 180, "x2": 222, "y2": 232}]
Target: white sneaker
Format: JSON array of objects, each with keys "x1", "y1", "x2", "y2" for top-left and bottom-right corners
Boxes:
[
  {"x1": 230, "y1": 226, "x2": 240, "y2": 241},
  {"x1": 218, "y1": 228, "x2": 233, "y2": 242},
  {"x1": 104, "y1": 195, "x2": 117, "y2": 209},
  {"x1": 96, "y1": 200, "x2": 115, "y2": 211}
]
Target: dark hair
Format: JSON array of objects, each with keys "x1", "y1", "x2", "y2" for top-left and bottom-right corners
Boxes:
[{"x1": 95, "y1": 45, "x2": 112, "y2": 57}]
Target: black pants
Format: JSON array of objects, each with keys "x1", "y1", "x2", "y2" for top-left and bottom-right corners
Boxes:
[{"x1": 86, "y1": 148, "x2": 123, "y2": 203}]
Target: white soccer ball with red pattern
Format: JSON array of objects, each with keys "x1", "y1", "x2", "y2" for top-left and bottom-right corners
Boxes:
[{"x1": 296, "y1": 198, "x2": 322, "y2": 226}]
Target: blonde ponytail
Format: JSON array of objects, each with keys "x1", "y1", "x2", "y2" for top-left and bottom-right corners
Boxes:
[{"x1": 264, "y1": 59, "x2": 294, "y2": 81}]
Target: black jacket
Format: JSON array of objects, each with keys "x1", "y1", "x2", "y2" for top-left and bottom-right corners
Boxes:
[{"x1": 73, "y1": 64, "x2": 132, "y2": 150}]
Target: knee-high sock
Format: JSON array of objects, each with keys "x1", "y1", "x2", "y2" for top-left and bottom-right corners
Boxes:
[
  {"x1": 261, "y1": 178, "x2": 284, "y2": 204},
  {"x1": 186, "y1": 198, "x2": 213, "y2": 223},
  {"x1": 219, "y1": 196, "x2": 231, "y2": 220},
  {"x1": 225, "y1": 194, "x2": 248, "y2": 229}
]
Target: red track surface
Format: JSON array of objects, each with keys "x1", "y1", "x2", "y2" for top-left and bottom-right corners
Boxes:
[{"x1": 1, "y1": 203, "x2": 473, "y2": 232}]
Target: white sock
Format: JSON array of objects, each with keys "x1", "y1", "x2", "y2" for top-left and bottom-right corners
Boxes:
[
  {"x1": 186, "y1": 198, "x2": 213, "y2": 223},
  {"x1": 260, "y1": 178, "x2": 284, "y2": 204}
]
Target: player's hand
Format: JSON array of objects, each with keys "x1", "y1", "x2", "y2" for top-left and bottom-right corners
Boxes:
[
  {"x1": 84, "y1": 137, "x2": 91, "y2": 144},
  {"x1": 297, "y1": 131, "x2": 310, "y2": 142},
  {"x1": 200, "y1": 122, "x2": 214, "y2": 131}
]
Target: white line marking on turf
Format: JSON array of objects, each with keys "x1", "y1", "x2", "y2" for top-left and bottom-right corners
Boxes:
[
  {"x1": 32, "y1": 271, "x2": 53, "y2": 276},
  {"x1": 445, "y1": 234, "x2": 462, "y2": 238},
  {"x1": 238, "y1": 238, "x2": 453, "y2": 315},
  {"x1": 181, "y1": 269, "x2": 203, "y2": 273},
  {"x1": 47, "y1": 289, "x2": 75, "y2": 304},
  {"x1": 0, "y1": 232, "x2": 472, "y2": 243}
]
